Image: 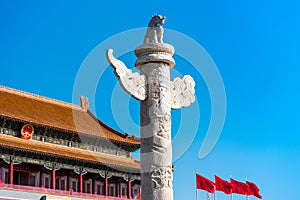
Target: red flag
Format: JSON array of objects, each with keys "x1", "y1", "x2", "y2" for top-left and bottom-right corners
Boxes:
[
  {"x1": 247, "y1": 181, "x2": 262, "y2": 199},
  {"x1": 214, "y1": 176, "x2": 232, "y2": 194},
  {"x1": 196, "y1": 174, "x2": 215, "y2": 193},
  {"x1": 230, "y1": 178, "x2": 251, "y2": 195}
]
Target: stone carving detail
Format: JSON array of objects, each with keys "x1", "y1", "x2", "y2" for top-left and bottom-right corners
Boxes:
[
  {"x1": 98, "y1": 170, "x2": 113, "y2": 178},
  {"x1": 144, "y1": 15, "x2": 166, "y2": 44},
  {"x1": 151, "y1": 166, "x2": 172, "y2": 189},
  {"x1": 154, "y1": 115, "x2": 171, "y2": 140},
  {"x1": 106, "y1": 49, "x2": 146, "y2": 100},
  {"x1": 171, "y1": 75, "x2": 196, "y2": 109},
  {"x1": 44, "y1": 161, "x2": 61, "y2": 171}
]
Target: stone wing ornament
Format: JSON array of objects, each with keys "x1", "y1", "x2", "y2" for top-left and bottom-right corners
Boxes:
[
  {"x1": 171, "y1": 75, "x2": 196, "y2": 109},
  {"x1": 106, "y1": 49, "x2": 147, "y2": 101}
]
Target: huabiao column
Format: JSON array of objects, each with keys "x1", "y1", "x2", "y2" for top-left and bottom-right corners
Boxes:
[{"x1": 107, "y1": 15, "x2": 196, "y2": 200}]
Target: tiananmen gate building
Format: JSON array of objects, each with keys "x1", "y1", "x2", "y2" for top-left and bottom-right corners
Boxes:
[{"x1": 0, "y1": 86, "x2": 141, "y2": 200}]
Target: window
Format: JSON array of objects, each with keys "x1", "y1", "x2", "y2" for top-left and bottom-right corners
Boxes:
[
  {"x1": 94, "y1": 146, "x2": 99, "y2": 152},
  {"x1": 103, "y1": 147, "x2": 109, "y2": 153},
  {"x1": 121, "y1": 183, "x2": 127, "y2": 197},
  {"x1": 60, "y1": 178, "x2": 66, "y2": 190},
  {"x1": 3, "y1": 168, "x2": 9, "y2": 184},
  {"x1": 74, "y1": 142, "x2": 79, "y2": 148},
  {"x1": 87, "y1": 145, "x2": 94, "y2": 151},
  {"x1": 132, "y1": 184, "x2": 140, "y2": 198},
  {"x1": 14, "y1": 171, "x2": 36, "y2": 186},
  {"x1": 71, "y1": 178, "x2": 79, "y2": 192},
  {"x1": 53, "y1": 138, "x2": 61, "y2": 145},
  {"x1": 79, "y1": 143, "x2": 87, "y2": 149},
  {"x1": 45, "y1": 137, "x2": 53, "y2": 143},
  {"x1": 84, "y1": 179, "x2": 92, "y2": 194},
  {"x1": 56, "y1": 176, "x2": 67, "y2": 190},
  {"x1": 19, "y1": 172, "x2": 28, "y2": 185},
  {"x1": 96, "y1": 181, "x2": 104, "y2": 195},
  {"x1": 29, "y1": 173, "x2": 36, "y2": 186},
  {"x1": 111, "y1": 149, "x2": 116, "y2": 155},
  {"x1": 44, "y1": 174, "x2": 51, "y2": 188},
  {"x1": 108, "y1": 183, "x2": 116, "y2": 196}
]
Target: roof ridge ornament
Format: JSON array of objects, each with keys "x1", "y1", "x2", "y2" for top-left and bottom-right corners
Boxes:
[
  {"x1": 0, "y1": 85, "x2": 82, "y2": 110},
  {"x1": 80, "y1": 96, "x2": 89, "y2": 111}
]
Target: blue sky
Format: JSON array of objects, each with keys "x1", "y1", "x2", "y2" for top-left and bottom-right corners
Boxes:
[{"x1": 1, "y1": 1, "x2": 300, "y2": 200}]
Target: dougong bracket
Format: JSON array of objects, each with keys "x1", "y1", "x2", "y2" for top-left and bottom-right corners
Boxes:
[{"x1": 106, "y1": 49, "x2": 147, "y2": 101}]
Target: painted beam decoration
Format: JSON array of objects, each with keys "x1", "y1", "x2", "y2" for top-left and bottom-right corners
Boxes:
[{"x1": 107, "y1": 15, "x2": 195, "y2": 200}]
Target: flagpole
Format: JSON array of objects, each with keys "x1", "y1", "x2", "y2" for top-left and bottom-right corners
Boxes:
[
  {"x1": 196, "y1": 170, "x2": 198, "y2": 200},
  {"x1": 213, "y1": 173, "x2": 216, "y2": 200},
  {"x1": 230, "y1": 175, "x2": 233, "y2": 200},
  {"x1": 245, "y1": 178, "x2": 249, "y2": 200}
]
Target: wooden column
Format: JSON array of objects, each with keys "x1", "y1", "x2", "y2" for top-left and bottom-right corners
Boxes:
[
  {"x1": 105, "y1": 176, "x2": 108, "y2": 196},
  {"x1": 79, "y1": 172, "x2": 83, "y2": 193},
  {"x1": 9, "y1": 160, "x2": 13, "y2": 184},
  {"x1": 68, "y1": 176, "x2": 72, "y2": 192},
  {"x1": 36, "y1": 171, "x2": 40, "y2": 187},
  {"x1": 40, "y1": 172, "x2": 44, "y2": 188},
  {"x1": 117, "y1": 181, "x2": 121, "y2": 198},
  {"x1": 52, "y1": 168, "x2": 56, "y2": 190},
  {"x1": 128, "y1": 180, "x2": 132, "y2": 199},
  {"x1": 0, "y1": 167, "x2": 4, "y2": 183},
  {"x1": 93, "y1": 178, "x2": 97, "y2": 195}
]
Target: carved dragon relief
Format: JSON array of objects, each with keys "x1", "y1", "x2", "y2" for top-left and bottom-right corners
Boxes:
[
  {"x1": 106, "y1": 49, "x2": 146, "y2": 101},
  {"x1": 151, "y1": 166, "x2": 173, "y2": 189},
  {"x1": 171, "y1": 75, "x2": 196, "y2": 109}
]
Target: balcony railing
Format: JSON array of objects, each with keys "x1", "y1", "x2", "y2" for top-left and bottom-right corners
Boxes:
[{"x1": 0, "y1": 182, "x2": 133, "y2": 200}]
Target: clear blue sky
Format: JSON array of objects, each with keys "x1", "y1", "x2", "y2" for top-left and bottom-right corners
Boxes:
[{"x1": 1, "y1": 1, "x2": 300, "y2": 200}]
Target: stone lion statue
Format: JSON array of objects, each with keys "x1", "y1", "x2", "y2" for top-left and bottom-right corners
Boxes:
[{"x1": 144, "y1": 15, "x2": 166, "y2": 44}]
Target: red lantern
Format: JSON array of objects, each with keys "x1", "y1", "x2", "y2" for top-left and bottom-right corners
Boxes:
[{"x1": 21, "y1": 124, "x2": 34, "y2": 140}]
